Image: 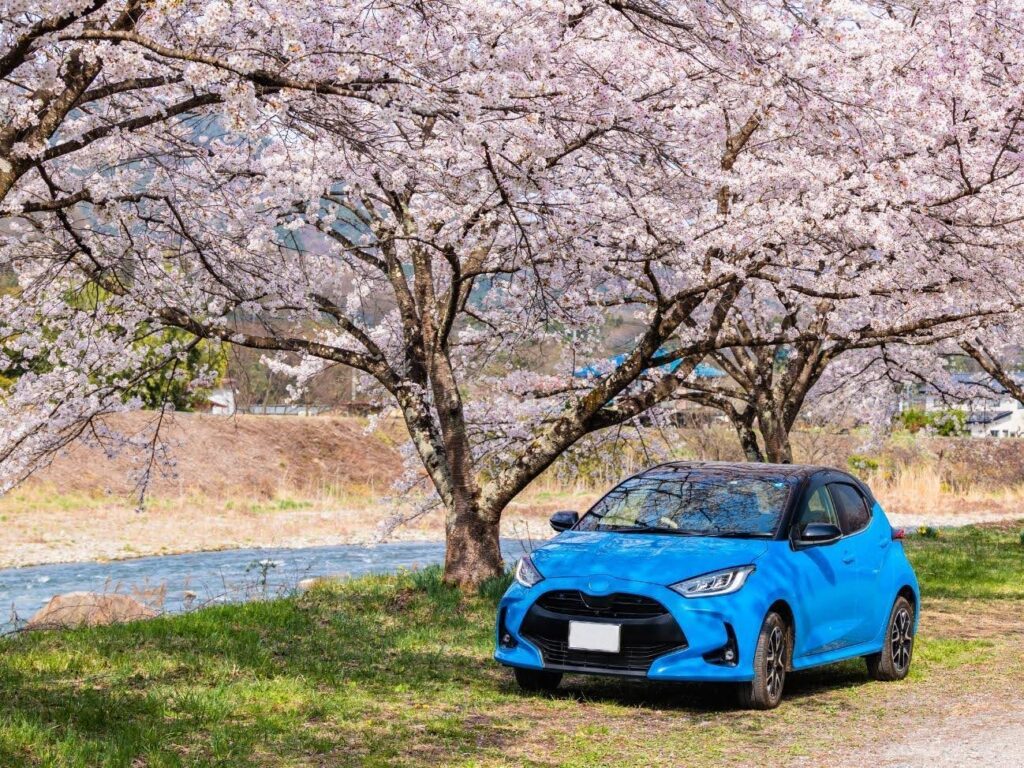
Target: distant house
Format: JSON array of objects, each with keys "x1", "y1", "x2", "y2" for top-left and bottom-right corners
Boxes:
[
  {"x1": 574, "y1": 353, "x2": 725, "y2": 381},
  {"x1": 918, "y1": 372, "x2": 1024, "y2": 438},
  {"x1": 965, "y1": 409, "x2": 1024, "y2": 438},
  {"x1": 201, "y1": 386, "x2": 237, "y2": 416},
  {"x1": 572, "y1": 354, "x2": 726, "y2": 423}
]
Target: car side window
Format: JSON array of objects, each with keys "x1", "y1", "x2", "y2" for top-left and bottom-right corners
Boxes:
[
  {"x1": 794, "y1": 486, "x2": 840, "y2": 534},
  {"x1": 828, "y1": 483, "x2": 871, "y2": 535}
]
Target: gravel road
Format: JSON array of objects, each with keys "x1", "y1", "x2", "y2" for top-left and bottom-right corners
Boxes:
[{"x1": 878, "y1": 709, "x2": 1024, "y2": 767}]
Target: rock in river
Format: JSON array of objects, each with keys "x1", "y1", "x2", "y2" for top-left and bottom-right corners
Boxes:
[{"x1": 27, "y1": 592, "x2": 158, "y2": 629}]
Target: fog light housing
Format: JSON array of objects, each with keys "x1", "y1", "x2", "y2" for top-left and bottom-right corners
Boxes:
[
  {"x1": 498, "y1": 608, "x2": 517, "y2": 648},
  {"x1": 703, "y1": 623, "x2": 739, "y2": 667}
]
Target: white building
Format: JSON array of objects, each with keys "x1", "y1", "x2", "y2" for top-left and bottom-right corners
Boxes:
[
  {"x1": 965, "y1": 405, "x2": 1024, "y2": 438},
  {"x1": 207, "y1": 386, "x2": 237, "y2": 416},
  {"x1": 920, "y1": 372, "x2": 1024, "y2": 438}
]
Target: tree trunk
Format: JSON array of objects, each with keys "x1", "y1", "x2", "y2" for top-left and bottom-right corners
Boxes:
[
  {"x1": 730, "y1": 410, "x2": 764, "y2": 462},
  {"x1": 443, "y1": 497, "x2": 504, "y2": 589},
  {"x1": 759, "y1": 411, "x2": 793, "y2": 464}
]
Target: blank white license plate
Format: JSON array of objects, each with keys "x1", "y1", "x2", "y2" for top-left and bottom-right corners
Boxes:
[{"x1": 568, "y1": 621, "x2": 621, "y2": 653}]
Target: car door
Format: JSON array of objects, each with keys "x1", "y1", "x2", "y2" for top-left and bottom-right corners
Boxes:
[
  {"x1": 827, "y1": 481, "x2": 885, "y2": 646},
  {"x1": 786, "y1": 482, "x2": 851, "y2": 657}
]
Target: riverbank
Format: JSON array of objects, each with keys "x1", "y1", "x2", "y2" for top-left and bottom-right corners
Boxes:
[
  {"x1": 2, "y1": 525, "x2": 1023, "y2": 767},
  {"x1": 6, "y1": 410, "x2": 1024, "y2": 569},
  {"x1": 4, "y1": 481, "x2": 1021, "y2": 570},
  {"x1": 0, "y1": 485, "x2": 593, "y2": 569}
]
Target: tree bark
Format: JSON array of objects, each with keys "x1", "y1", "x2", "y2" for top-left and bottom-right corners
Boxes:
[
  {"x1": 758, "y1": 410, "x2": 794, "y2": 464},
  {"x1": 443, "y1": 495, "x2": 504, "y2": 588},
  {"x1": 728, "y1": 408, "x2": 764, "y2": 462},
  {"x1": 736, "y1": 422, "x2": 765, "y2": 462}
]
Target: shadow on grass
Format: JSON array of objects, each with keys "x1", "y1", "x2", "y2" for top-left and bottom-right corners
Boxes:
[{"x1": 511, "y1": 657, "x2": 871, "y2": 713}]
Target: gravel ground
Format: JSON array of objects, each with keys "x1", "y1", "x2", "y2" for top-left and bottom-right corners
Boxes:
[
  {"x1": 826, "y1": 599, "x2": 1024, "y2": 768},
  {"x1": 878, "y1": 710, "x2": 1024, "y2": 767}
]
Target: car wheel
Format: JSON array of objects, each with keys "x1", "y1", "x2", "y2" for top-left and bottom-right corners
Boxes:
[
  {"x1": 513, "y1": 667, "x2": 562, "y2": 693},
  {"x1": 738, "y1": 611, "x2": 788, "y2": 710},
  {"x1": 866, "y1": 595, "x2": 914, "y2": 681}
]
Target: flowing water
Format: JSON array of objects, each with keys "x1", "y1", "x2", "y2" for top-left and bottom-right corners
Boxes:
[{"x1": 0, "y1": 540, "x2": 530, "y2": 633}]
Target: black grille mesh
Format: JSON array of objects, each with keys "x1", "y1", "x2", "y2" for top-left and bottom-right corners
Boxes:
[{"x1": 534, "y1": 590, "x2": 668, "y2": 619}]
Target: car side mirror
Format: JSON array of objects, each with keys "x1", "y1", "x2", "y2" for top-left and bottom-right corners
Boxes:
[
  {"x1": 549, "y1": 510, "x2": 579, "y2": 532},
  {"x1": 794, "y1": 522, "x2": 842, "y2": 547}
]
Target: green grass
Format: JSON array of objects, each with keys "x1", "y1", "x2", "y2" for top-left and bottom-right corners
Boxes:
[
  {"x1": 903, "y1": 523, "x2": 1024, "y2": 599},
  {"x1": 1, "y1": 524, "x2": 1022, "y2": 767},
  {"x1": 247, "y1": 497, "x2": 313, "y2": 515}
]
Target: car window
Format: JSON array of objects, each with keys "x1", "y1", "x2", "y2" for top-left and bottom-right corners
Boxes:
[
  {"x1": 794, "y1": 486, "x2": 839, "y2": 533},
  {"x1": 828, "y1": 483, "x2": 871, "y2": 535}
]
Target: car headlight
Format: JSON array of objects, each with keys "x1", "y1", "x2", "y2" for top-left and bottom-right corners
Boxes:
[
  {"x1": 669, "y1": 565, "x2": 755, "y2": 598},
  {"x1": 514, "y1": 554, "x2": 544, "y2": 588}
]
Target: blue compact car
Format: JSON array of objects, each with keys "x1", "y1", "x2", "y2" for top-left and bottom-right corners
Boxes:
[{"x1": 494, "y1": 462, "x2": 919, "y2": 708}]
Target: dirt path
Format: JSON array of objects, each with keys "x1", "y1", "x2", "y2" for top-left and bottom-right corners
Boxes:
[
  {"x1": 877, "y1": 710, "x2": 1024, "y2": 767},
  {"x1": 829, "y1": 600, "x2": 1024, "y2": 768}
]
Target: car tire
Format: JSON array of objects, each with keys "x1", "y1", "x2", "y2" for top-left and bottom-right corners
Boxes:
[
  {"x1": 737, "y1": 611, "x2": 789, "y2": 710},
  {"x1": 513, "y1": 667, "x2": 562, "y2": 693},
  {"x1": 866, "y1": 595, "x2": 914, "y2": 681}
]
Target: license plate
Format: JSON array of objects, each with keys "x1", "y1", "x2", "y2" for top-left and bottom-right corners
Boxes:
[{"x1": 568, "y1": 621, "x2": 621, "y2": 653}]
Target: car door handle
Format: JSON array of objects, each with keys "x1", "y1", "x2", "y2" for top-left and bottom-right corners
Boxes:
[{"x1": 841, "y1": 555, "x2": 855, "y2": 564}]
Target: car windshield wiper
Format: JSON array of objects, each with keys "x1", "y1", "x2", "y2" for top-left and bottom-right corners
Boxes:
[{"x1": 601, "y1": 525, "x2": 697, "y2": 535}]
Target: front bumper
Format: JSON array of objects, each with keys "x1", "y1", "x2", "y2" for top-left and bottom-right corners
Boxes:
[{"x1": 494, "y1": 575, "x2": 761, "y2": 682}]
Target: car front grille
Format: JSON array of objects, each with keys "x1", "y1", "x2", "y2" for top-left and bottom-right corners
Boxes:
[
  {"x1": 520, "y1": 591, "x2": 686, "y2": 676},
  {"x1": 535, "y1": 590, "x2": 668, "y2": 619}
]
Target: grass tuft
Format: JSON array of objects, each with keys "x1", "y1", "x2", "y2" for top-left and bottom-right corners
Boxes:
[{"x1": 477, "y1": 569, "x2": 515, "y2": 603}]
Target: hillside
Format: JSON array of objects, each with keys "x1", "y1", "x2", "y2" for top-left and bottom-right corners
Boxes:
[{"x1": 30, "y1": 411, "x2": 402, "y2": 499}]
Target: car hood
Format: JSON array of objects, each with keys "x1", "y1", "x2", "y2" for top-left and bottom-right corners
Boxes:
[{"x1": 530, "y1": 530, "x2": 770, "y2": 587}]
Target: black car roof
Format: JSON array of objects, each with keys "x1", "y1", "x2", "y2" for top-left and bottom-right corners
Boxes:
[{"x1": 638, "y1": 461, "x2": 840, "y2": 482}]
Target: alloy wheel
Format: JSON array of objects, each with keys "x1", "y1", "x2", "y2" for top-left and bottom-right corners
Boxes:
[
  {"x1": 891, "y1": 607, "x2": 913, "y2": 671},
  {"x1": 765, "y1": 625, "x2": 786, "y2": 700}
]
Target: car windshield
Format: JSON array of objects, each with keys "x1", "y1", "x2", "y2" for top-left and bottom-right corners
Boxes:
[{"x1": 576, "y1": 469, "x2": 798, "y2": 538}]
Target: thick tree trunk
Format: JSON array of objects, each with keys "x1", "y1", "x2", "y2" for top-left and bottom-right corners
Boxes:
[
  {"x1": 729, "y1": 409, "x2": 764, "y2": 462},
  {"x1": 443, "y1": 497, "x2": 504, "y2": 588},
  {"x1": 759, "y1": 412, "x2": 793, "y2": 464}
]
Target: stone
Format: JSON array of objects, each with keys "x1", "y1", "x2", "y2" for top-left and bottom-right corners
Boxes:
[{"x1": 26, "y1": 592, "x2": 158, "y2": 630}]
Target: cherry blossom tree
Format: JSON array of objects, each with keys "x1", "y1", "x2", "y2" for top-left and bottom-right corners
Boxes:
[
  {"x1": 666, "y1": 0, "x2": 1024, "y2": 462},
  {"x1": 678, "y1": 285, "x2": 1017, "y2": 463},
  {"x1": 1, "y1": 0, "x2": 766, "y2": 585},
  {"x1": 4, "y1": 1, "x2": 1024, "y2": 586},
  {"x1": 960, "y1": 320, "x2": 1024, "y2": 405}
]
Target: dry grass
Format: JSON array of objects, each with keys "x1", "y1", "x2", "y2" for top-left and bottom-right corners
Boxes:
[
  {"x1": 28, "y1": 410, "x2": 401, "y2": 500},
  {"x1": 870, "y1": 464, "x2": 1024, "y2": 519}
]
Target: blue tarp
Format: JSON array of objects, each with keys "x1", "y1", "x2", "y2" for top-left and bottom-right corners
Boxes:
[{"x1": 574, "y1": 353, "x2": 724, "y2": 380}]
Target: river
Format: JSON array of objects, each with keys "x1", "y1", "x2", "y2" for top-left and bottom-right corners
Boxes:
[{"x1": 0, "y1": 540, "x2": 531, "y2": 633}]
